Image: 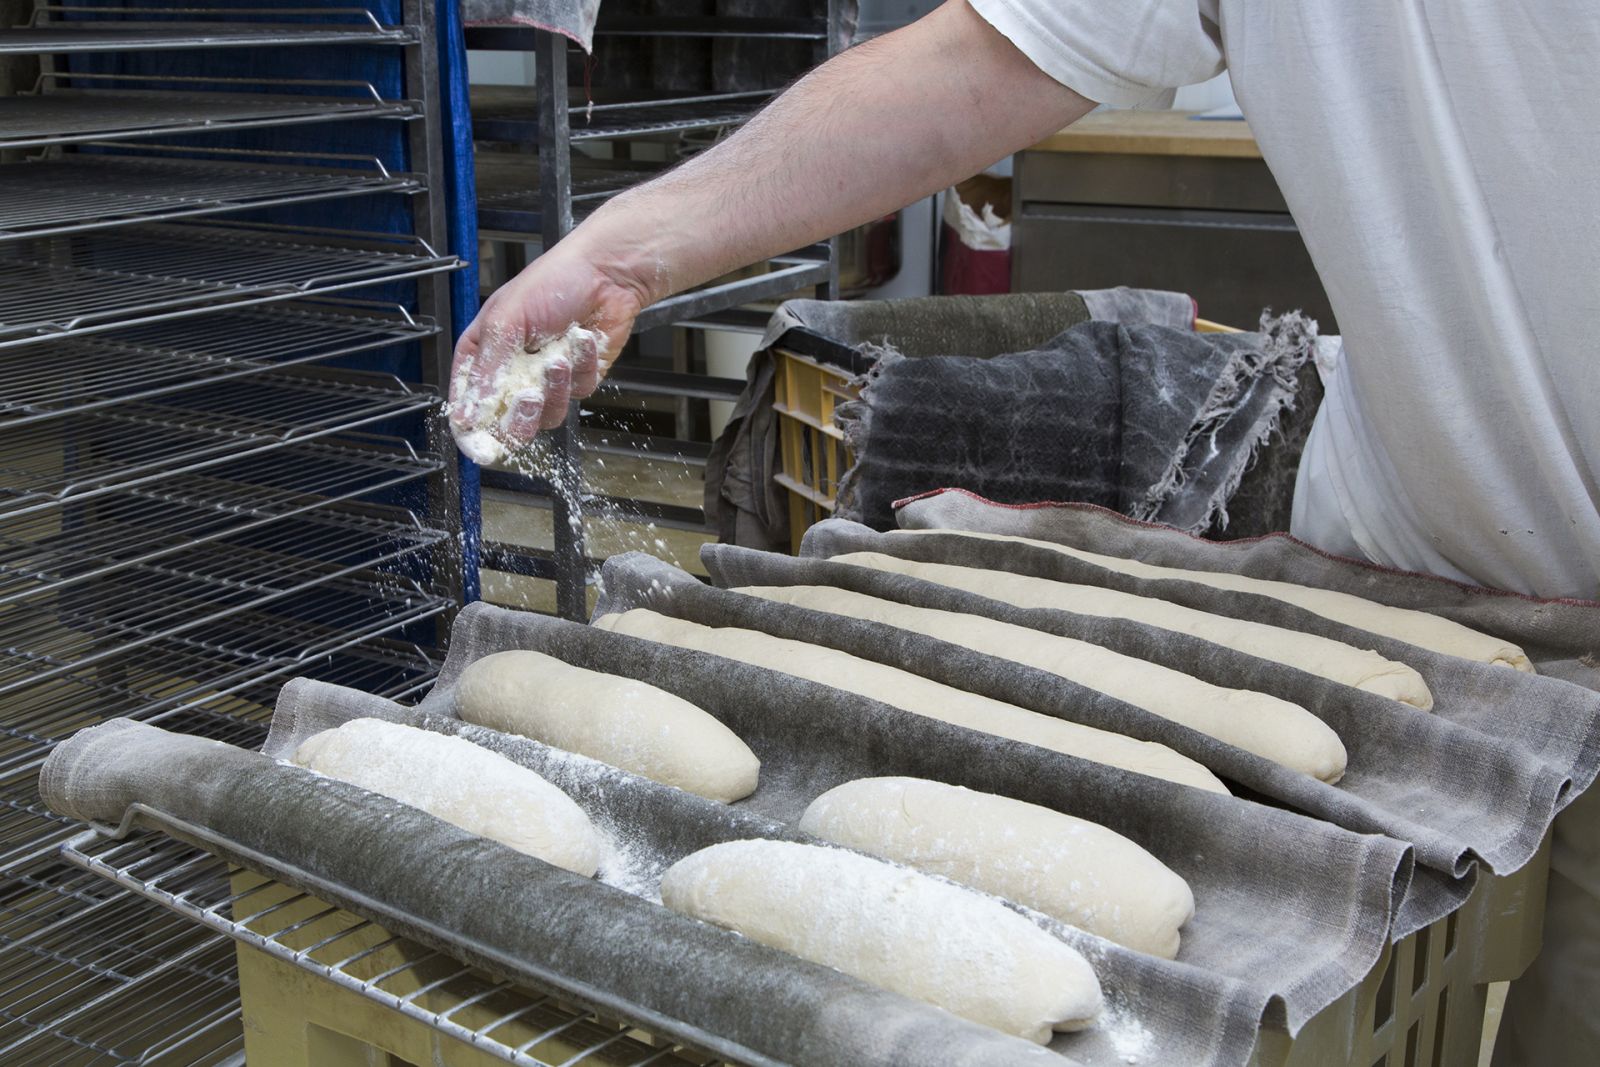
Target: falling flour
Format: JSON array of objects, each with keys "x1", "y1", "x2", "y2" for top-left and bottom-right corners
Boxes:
[{"x1": 452, "y1": 322, "x2": 605, "y2": 466}]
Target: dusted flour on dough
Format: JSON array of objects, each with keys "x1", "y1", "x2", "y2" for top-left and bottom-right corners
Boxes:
[
  {"x1": 451, "y1": 323, "x2": 604, "y2": 465},
  {"x1": 736, "y1": 584, "x2": 1349, "y2": 783},
  {"x1": 454, "y1": 649, "x2": 760, "y2": 803},
  {"x1": 800, "y1": 777, "x2": 1194, "y2": 959},
  {"x1": 593, "y1": 609, "x2": 1228, "y2": 794},
  {"x1": 292, "y1": 718, "x2": 602, "y2": 876},
  {"x1": 831, "y1": 551, "x2": 1433, "y2": 708},
  {"x1": 660, "y1": 839, "x2": 1103, "y2": 1042},
  {"x1": 899, "y1": 529, "x2": 1534, "y2": 672}
]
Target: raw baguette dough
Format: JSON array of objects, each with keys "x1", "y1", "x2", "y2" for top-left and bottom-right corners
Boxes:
[
  {"x1": 832, "y1": 551, "x2": 1434, "y2": 708},
  {"x1": 737, "y1": 585, "x2": 1348, "y2": 783},
  {"x1": 900, "y1": 529, "x2": 1534, "y2": 672},
  {"x1": 594, "y1": 609, "x2": 1227, "y2": 794},
  {"x1": 292, "y1": 718, "x2": 602, "y2": 877},
  {"x1": 801, "y1": 777, "x2": 1194, "y2": 959},
  {"x1": 660, "y1": 838, "x2": 1102, "y2": 1042},
  {"x1": 454, "y1": 650, "x2": 760, "y2": 803}
]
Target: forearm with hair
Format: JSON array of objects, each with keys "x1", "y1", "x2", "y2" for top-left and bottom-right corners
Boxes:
[{"x1": 570, "y1": 0, "x2": 1094, "y2": 307}]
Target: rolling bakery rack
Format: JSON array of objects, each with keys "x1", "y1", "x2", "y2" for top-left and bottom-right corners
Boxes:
[
  {"x1": 467, "y1": 1, "x2": 849, "y2": 620},
  {"x1": 0, "y1": 0, "x2": 465, "y2": 1060}
]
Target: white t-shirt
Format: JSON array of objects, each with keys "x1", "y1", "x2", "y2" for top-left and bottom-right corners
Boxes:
[{"x1": 972, "y1": 0, "x2": 1600, "y2": 598}]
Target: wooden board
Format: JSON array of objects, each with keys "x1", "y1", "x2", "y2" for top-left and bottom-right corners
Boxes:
[{"x1": 1030, "y1": 109, "x2": 1261, "y2": 159}]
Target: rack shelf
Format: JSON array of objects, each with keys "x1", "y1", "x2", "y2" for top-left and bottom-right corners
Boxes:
[
  {"x1": 0, "y1": 372, "x2": 438, "y2": 517},
  {"x1": 0, "y1": 853, "x2": 244, "y2": 1066},
  {"x1": 0, "y1": 301, "x2": 438, "y2": 428},
  {"x1": 0, "y1": 511, "x2": 445, "y2": 700},
  {"x1": 0, "y1": 223, "x2": 457, "y2": 350},
  {"x1": 61, "y1": 829, "x2": 701, "y2": 1066},
  {"x1": 474, "y1": 157, "x2": 662, "y2": 235},
  {"x1": 0, "y1": 154, "x2": 422, "y2": 242},
  {"x1": 0, "y1": 638, "x2": 443, "y2": 1065},
  {"x1": 465, "y1": 15, "x2": 826, "y2": 49},
  {"x1": 0, "y1": 7, "x2": 414, "y2": 55},
  {"x1": 0, "y1": 89, "x2": 417, "y2": 151},
  {"x1": 470, "y1": 86, "x2": 774, "y2": 144},
  {"x1": 0, "y1": 453, "x2": 440, "y2": 606},
  {"x1": 632, "y1": 252, "x2": 831, "y2": 333}
]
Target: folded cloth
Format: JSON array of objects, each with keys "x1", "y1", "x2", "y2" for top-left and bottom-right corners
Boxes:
[
  {"x1": 833, "y1": 314, "x2": 1316, "y2": 534},
  {"x1": 706, "y1": 290, "x2": 1197, "y2": 552}
]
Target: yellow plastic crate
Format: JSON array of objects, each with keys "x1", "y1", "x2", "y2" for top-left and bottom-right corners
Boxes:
[
  {"x1": 771, "y1": 347, "x2": 862, "y2": 553},
  {"x1": 232, "y1": 834, "x2": 1545, "y2": 1067}
]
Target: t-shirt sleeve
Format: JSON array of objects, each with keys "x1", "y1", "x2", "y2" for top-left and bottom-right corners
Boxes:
[{"x1": 968, "y1": 0, "x2": 1225, "y2": 107}]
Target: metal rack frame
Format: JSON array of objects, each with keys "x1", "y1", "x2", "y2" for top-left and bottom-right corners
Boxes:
[
  {"x1": 469, "y1": 5, "x2": 847, "y2": 619},
  {"x1": 60, "y1": 816, "x2": 711, "y2": 1067},
  {"x1": 0, "y1": 0, "x2": 465, "y2": 1059}
]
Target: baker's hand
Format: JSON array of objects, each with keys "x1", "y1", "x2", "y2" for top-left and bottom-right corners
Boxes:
[{"x1": 448, "y1": 239, "x2": 646, "y2": 461}]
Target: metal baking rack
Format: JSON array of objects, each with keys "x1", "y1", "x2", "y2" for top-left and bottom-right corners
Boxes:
[
  {"x1": 0, "y1": 299, "x2": 436, "y2": 424},
  {"x1": 0, "y1": 222, "x2": 456, "y2": 348},
  {"x1": 470, "y1": 86, "x2": 781, "y2": 144},
  {"x1": 58, "y1": 812, "x2": 708, "y2": 1067},
  {"x1": 1, "y1": 5, "x2": 416, "y2": 53},
  {"x1": 0, "y1": 0, "x2": 463, "y2": 1058},
  {"x1": 0, "y1": 373, "x2": 437, "y2": 513},
  {"x1": 467, "y1": 4, "x2": 846, "y2": 619},
  {"x1": 0, "y1": 147, "x2": 422, "y2": 240},
  {"x1": 0, "y1": 657, "x2": 442, "y2": 1067},
  {"x1": 0, "y1": 74, "x2": 419, "y2": 151}
]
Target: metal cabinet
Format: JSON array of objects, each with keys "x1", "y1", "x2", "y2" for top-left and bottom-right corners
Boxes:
[{"x1": 1013, "y1": 142, "x2": 1337, "y2": 331}]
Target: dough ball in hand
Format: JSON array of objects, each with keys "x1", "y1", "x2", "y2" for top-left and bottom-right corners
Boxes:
[
  {"x1": 660, "y1": 839, "x2": 1102, "y2": 1043},
  {"x1": 454, "y1": 650, "x2": 759, "y2": 803},
  {"x1": 293, "y1": 718, "x2": 602, "y2": 877},
  {"x1": 801, "y1": 777, "x2": 1194, "y2": 959}
]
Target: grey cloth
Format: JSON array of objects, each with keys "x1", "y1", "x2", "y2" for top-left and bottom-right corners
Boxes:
[
  {"x1": 591, "y1": 552, "x2": 1412, "y2": 1040},
  {"x1": 39, "y1": 718, "x2": 1067, "y2": 1067},
  {"x1": 708, "y1": 293, "x2": 1102, "y2": 552},
  {"x1": 462, "y1": 0, "x2": 601, "y2": 45},
  {"x1": 262, "y1": 675, "x2": 1257, "y2": 1067},
  {"x1": 1079, "y1": 287, "x2": 1196, "y2": 329},
  {"x1": 708, "y1": 289, "x2": 1199, "y2": 553},
  {"x1": 832, "y1": 314, "x2": 1317, "y2": 534},
  {"x1": 894, "y1": 494, "x2": 1600, "y2": 901},
  {"x1": 782, "y1": 520, "x2": 1588, "y2": 892},
  {"x1": 894, "y1": 491, "x2": 1600, "y2": 701},
  {"x1": 753, "y1": 292, "x2": 1100, "y2": 356}
]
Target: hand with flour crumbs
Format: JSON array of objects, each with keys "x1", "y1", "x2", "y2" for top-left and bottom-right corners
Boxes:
[
  {"x1": 447, "y1": 235, "x2": 648, "y2": 464},
  {"x1": 448, "y1": 0, "x2": 1092, "y2": 463}
]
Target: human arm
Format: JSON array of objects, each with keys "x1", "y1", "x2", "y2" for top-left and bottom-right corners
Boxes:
[{"x1": 448, "y1": 0, "x2": 1097, "y2": 450}]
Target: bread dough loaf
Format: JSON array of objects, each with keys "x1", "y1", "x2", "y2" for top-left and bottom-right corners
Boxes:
[
  {"x1": 660, "y1": 839, "x2": 1102, "y2": 1042},
  {"x1": 900, "y1": 529, "x2": 1534, "y2": 672},
  {"x1": 832, "y1": 551, "x2": 1434, "y2": 708},
  {"x1": 801, "y1": 777, "x2": 1194, "y2": 959},
  {"x1": 293, "y1": 718, "x2": 602, "y2": 876},
  {"x1": 594, "y1": 609, "x2": 1227, "y2": 794},
  {"x1": 737, "y1": 585, "x2": 1348, "y2": 783},
  {"x1": 454, "y1": 650, "x2": 759, "y2": 803}
]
